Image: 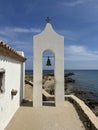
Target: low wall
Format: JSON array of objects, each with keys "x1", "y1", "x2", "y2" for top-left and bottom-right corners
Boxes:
[{"x1": 65, "y1": 95, "x2": 98, "y2": 130}]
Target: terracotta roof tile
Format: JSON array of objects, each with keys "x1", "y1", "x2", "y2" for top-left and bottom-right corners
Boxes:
[{"x1": 0, "y1": 41, "x2": 26, "y2": 62}]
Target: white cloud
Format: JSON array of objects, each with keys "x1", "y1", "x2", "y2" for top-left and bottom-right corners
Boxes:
[
  {"x1": 0, "y1": 26, "x2": 41, "y2": 46},
  {"x1": 0, "y1": 27, "x2": 41, "y2": 35},
  {"x1": 65, "y1": 45, "x2": 86, "y2": 54},
  {"x1": 62, "y1": 0, "x2": 83, "y2": 7},
  {"x1": 64, "y1": 45, "x2": 98, "y2": 61},
  {"x1": 58, "y1": 30, "x2": 78, "y2": 42},
  {"x1": 60, "y1": 0, "x2": 93, "y2": 7},
  {"x1": 13, "y1": 27, "x2": 41, "y2": 33}
]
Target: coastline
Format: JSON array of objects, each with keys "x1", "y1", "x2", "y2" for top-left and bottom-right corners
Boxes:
[{"x1": 25, "y1": 71, "x2": 98, "y2": 116}]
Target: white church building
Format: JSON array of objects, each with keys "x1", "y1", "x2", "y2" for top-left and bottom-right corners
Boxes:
[{"x1": 0, "y1": 41, "x2": 26, "y2": 130}]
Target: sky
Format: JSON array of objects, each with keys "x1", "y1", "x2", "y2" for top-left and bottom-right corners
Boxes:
[{"x1": 0, "y1": 0, "x2": 98, "y2": 70}]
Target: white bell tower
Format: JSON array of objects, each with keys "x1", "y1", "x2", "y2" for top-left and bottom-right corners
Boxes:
[{"x1": 33, "y1": 18, "x2": 64, "y2": 107}]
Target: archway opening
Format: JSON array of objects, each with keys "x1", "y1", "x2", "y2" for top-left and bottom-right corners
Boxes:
[{"x1": 42, "y1": 50, "x2": 55, "y2": 106}]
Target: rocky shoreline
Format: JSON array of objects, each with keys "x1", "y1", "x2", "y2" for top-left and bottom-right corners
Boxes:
[
  {"x1": 25, "y1": 72, "x2": 98, "y2": 116},
  {"x1": 65, "y1": 72, "x2": 98, "y2": 116}
]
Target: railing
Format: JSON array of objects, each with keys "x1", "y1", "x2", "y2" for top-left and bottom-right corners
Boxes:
[{"x1": 65, "y1": 95, "x2": 98, "y2": 130}]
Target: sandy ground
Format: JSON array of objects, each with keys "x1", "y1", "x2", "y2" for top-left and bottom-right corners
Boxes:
[
  {"x1": 5, "y1": 102, "x2": 85, "y2": 130},
  {"x1": 5, "y1": 83, "x2": 85, "y2": 130}
]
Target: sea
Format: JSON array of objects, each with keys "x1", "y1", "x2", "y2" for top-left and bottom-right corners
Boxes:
[
  {"x1": 65, "y1": 70, "x2": 98, "y2": 101},
  {"x1": 25, "y1": 69, "x2": 98, "y2": 101}
]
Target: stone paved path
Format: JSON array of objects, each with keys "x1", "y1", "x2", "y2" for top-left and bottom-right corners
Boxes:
[{"x1": 5, "y1": 101, "x2": 85, "y2": 130}]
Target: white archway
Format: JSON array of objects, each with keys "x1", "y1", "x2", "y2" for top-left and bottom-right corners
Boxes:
[
  {"x1": 42, "y1": 50, "x2": 55, "y2": 105},
  {"x1": 33, "y1": 22, "x2": 64, "y2": 107}
]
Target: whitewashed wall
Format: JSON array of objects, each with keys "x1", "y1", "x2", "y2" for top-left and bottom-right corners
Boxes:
[
  {"x1": 33, "y1": 23, "x2": 64, "y2": 107},
  {"x1": 0, "y1": 55, "x2": 24, "y2": 130}
]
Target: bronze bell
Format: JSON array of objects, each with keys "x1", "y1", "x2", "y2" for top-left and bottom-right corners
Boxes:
[{"x1": 46, "y1": 57, "x2": 51, "y2": 66}]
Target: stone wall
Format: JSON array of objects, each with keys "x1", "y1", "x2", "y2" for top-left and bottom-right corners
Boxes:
[{"x1": 65, "y1": 95, "x2": 98, "y2": 130}]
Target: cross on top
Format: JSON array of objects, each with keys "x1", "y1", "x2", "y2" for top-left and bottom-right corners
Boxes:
[{"x1": 46, "y1": 17, "x2": 51, "y2": 23}]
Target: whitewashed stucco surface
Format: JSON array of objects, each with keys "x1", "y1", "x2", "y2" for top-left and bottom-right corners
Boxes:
[
  {"x1": 33, "y1": 23, "x2": 64, "y2": 107},
  {"x1": 0, "y1": 54, "x2": 25, "y2": 130}
]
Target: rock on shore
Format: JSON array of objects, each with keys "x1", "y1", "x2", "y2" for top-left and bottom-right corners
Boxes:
[{"x1": 25, "y1": 72, "x2": 98, "y2": 116}]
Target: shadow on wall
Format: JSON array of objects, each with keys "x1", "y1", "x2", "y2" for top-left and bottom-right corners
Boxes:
[{"x1": 21, "y1": 99, "x2": 33, "y2": 107}]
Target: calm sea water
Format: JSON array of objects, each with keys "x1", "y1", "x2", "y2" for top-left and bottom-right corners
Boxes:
[
  {"x1": 26, "y1": 69, "x2": 98, "y2": 100},
  {"x1": 66, "y1": 70, "x2": 98, "y2": 93},
  {"x1": 66, "y1": 70, "x2": 98, "y2": 101}
]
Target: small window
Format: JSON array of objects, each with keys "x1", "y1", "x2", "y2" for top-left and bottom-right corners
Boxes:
[{"x1": 0, "y1": 69, "x2": 5, "y2": 94}]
